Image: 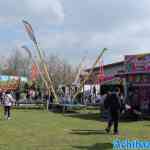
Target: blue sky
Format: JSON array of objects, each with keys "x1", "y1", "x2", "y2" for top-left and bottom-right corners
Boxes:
[{"x1": 1, "y1": 0, "x2": 150, "y2": 67}]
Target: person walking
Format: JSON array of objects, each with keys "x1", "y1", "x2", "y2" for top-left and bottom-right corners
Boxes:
[
  {"x1": 104, "y1": 88, "x2": 121, "y2": 135},
  {"x1": 15, "y1": 89, "x2": 20, "y2": 106},
  {"x1": 48, "y1": 92, "x2": 54, "y2": 110},
  {"x1": 3, "y1": 91, "x2": 15, "y2": 120},
  {"x1": 93, "y1": 86, "x2": 97, "y2": 100}
]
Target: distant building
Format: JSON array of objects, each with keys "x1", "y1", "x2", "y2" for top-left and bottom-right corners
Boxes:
[
  {"x1": 81, "y1": 53, "x2": 150, "y2": 112},
  {"x1": 84, "y1": 61, "x2": 124, "y2": 84},
  {"x1": 80, "y1": 61, "x2": 124, "y2": 99}
]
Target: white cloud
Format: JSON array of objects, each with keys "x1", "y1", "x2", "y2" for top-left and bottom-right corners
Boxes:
[
  {"x1": 26, "y1": 0, "x2": 64, "y2": 23},
  {"x1": 0, "y1": 0, "x2": 64, "y2": 24},
  {"x1": 1, "y1": 0, "x2": 150, "y2": 66}
]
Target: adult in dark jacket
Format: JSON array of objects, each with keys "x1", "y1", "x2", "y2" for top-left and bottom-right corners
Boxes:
[
  {"x1": 15, "y1": 89, "x2": 20, "y2": 106},
  {"x1": 104, "y1": 89, "x2": 121, "y2": 135}
]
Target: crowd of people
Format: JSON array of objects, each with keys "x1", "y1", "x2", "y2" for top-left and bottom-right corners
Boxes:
[{"x1": 0, "y1": 83, "x2": 146, "y2": 137}]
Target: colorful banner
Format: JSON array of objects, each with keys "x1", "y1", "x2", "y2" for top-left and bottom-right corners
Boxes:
[
  {"x1": 125, "y1": 54, "x2": 150, "y2": 72},
  {"x1": 22, "y1": 20, "x2": 37, "y2": 45},
  {"x1": 0, "y1": 75, "x2": 27, "y2": 82}
]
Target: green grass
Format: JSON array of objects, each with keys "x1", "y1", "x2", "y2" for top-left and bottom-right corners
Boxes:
[{"x1": 0, "y1": 108, "x2": 149, "y2": 150}]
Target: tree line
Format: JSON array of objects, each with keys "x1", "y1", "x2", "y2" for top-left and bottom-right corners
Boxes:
[{"x1": 0, "y1": 49, "x2": 77, "y2": 90}]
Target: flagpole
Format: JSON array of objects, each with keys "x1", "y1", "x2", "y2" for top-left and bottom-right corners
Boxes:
[
  {"x1": 22, "y1": 20, "x2": 59, "y2": 104},
  {"x1": 32, "y1": 57, "x2": 51, "y2": 111},
  {"x1": 22, "y1": 46, "x2": 50, "y2": 110},
  {"x1": 34, "y1": 44, "x2": 58, "y2": 103},
  {"x1": 74, "y1": 52, "x2": 87, "y2": 85},
  {"x1": 21, "y1": 46, "x2": 49, "y2": 91},
  {"x1": 73, "y1": 48, "x2": 107, "y2": 100}
]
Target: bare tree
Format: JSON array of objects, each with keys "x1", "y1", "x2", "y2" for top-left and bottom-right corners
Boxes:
[
  {"x1": 46, "y1": 55, "x2": 76, "y2": 89},
  {"x1": 1, "y1": 50, "x2": 77, "y2": 92},
  {"x1": 2, "y1": 49, "x2": 31, "y2": 77}
]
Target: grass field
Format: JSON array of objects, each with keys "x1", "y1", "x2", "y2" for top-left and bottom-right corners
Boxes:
[{"x1": 0, "y1": 108, "x2": 149, "y2": 150}]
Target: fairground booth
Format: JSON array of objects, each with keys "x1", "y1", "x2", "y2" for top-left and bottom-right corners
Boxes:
[
  {"x1": 82, "y1": 53, "x2": 150, "y2": 112},
  {"x1": 117, "y1": 53, "x2": 150, "y2": 113},
  {"x1": 82, "y1": 61, "x2": 125, "y2": 97},
  {"x1": 0, "y1": 75, "x2": 28, "y2": 91}
]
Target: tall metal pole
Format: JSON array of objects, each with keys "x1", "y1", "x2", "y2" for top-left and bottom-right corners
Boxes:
[
  {"x1": 73, "y1": 48, "x2": 107, "y2": 100},
  {"x1": 22, "y1": 46, "x2": 50, "y2": 110},
  {"x1": 22, "y1": 20, "x2": 58, "y2": 104},
  {"x1": 34, "y1": 44, "x2": 58, "y2": 103}
]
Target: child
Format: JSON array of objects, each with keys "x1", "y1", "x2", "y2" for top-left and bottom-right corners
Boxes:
[{"x1": 3, "y1": 91, "x2": 15, "y2": 120}]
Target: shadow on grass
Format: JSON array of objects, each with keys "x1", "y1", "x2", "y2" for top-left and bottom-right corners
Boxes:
[
  {"x1": 13, "y1": 107, "x2": 44, "y2": 110},
  {"x1": 64, "y1": 113, "x2": 105, "y2": 122},
  {"x1": 72, "y1": 143, "x2": 112, "y2": 150},
  {"x1": 64, "y1": 112, "x2": 138, "y2": 123},
  {"x1": 144, "y1": 124, "x2": 150, "y2": 127},
  {"x1": 70, "y1": 129, "x2": 106, "y2": 135}
]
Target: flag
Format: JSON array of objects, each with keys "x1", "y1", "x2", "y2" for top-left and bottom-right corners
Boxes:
[
  {"x1": 31, "y1": 63, "x2": 39, "y2": 81},
  {"x1": 22, "y1": 20, "x2": 37, "y2": 45},
  {"x1": 22, "y1": 45, "x2": 32, "y2": 58},
  {"x1": 98, "y1": 60, "x2": 105, "y2": 83}
]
